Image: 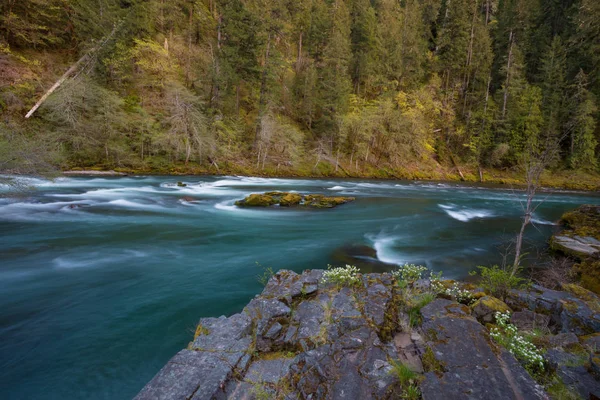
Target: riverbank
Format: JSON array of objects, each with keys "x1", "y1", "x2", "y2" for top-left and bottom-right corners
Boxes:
[
  {"x1": 136, "y1": 267, "x2": 600, "y2": 400},
  {"x1": 63, "y1": 163, "x2": 600, "y2": 192}
]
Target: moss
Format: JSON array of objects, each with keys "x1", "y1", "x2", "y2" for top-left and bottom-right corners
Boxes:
[
  {"x1": 546, "y1": 376, "x2": 582, "y2": 400},
  {"x1": 561, "y1": 283, "x2": 600, "y2": 312},
  {"x1": 471, "y1": 296, "x2": 510, "y2": 321},
  {"x1": 236, "y1": 193, "x2": 277, "y2": 207},
  {"x1": 235, "y1": 192, "x2": 354, "y2": 208},
  {"x1": 256, "y1": 351, "x2": 298, "y2": 361},
  {"x1": 303, "y1": 194, "x2": 355, "y2": 208},
  {"x1": 574, "y1": 259, "x2": 600, "y2": 295},
  {"x1": 193, "y1": 324, "x2": 210, "y2": 340},
  {"x1": 560, "y1": 205, "x2": 600, "y2": 240},
  {"x1": 280, "y1": 193, "x2": 302, "y2": 207},
  {"x1": 421, "y1": 346, "x2": 445, "y2": 374}
]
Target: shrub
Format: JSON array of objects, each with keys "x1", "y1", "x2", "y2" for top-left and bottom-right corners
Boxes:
[
  {"x1": 472, "y1": 265, "x2": 525, "y2": 300},
  {"x1": 256, "y1": 262, "x2": 275, "y2": 286},
  {"x1": 321, "y1": 264, "x2": 361, "y2": 286},
  {"x1": 490, "y1": 311, "x2": 545, "y2": 373}
]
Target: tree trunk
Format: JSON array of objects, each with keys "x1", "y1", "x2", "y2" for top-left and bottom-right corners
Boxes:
[
  {"x1": 25, "y1": 23, "x2": 121, "y2": 119},
  {"x1": 502, "y1": 30, "x2": 514, "y2": 120},
  {"x1": 512, "y1": 208, "x2": 531, "y2": 274},
  {"x1": 255, "y1": 33, "x2": 272, "y2": 146},
  {"x1": 296, "y1": 31, "x2": 303, "y2": 71},
  {"x1": 186, "y1": 0, "x2": 193, "y2": 87},
  {"x1": 25, "y1": 54, "x2": 90, "y2": 119}
]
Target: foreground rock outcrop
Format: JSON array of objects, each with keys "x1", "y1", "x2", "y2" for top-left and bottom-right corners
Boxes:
[
  {"x1": 135, "y1": 269, "x2": 600, "y2": 399},
  {"x1": 234, "y1": 192, "x2": 355, "y2": 208}
]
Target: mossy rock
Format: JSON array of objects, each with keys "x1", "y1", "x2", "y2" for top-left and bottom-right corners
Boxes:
[
  {"x1": 471, "y1": 296, "x2": 511, "y2": 323},
  {"x1": 560, "y1": 283, "x2": 600, "y2": 313},
  {"x1": 235, "y1": 192, "x2": 354, "y2": 209},
  {"x1": 574, "y1": 258, "x2": 600, "y2": 295},
  {"x1": 559, "y1": 205, "x2": 600, "y2": 240},
  {"x1": 235, "y1": 194, "x2": 277, "y2": 207},
  {"x1": 303, "y1": 194, "x2": 355, "y2": 208},
  {"x1": 280, "y1": 193, "x2": 302, "y2": 207}
]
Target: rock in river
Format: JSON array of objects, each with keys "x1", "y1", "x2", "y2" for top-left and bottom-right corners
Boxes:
[{"x1": 235, "y1": 192, "x2": 355, "y2": 209}]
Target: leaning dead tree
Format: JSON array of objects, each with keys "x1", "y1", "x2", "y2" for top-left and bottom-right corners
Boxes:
[
  {"x1": 511, "y1": 133, "x2": 565, "y2": 276},
  {"x1": 25, "y1": 23, "x2": 122, "y2": 119}
]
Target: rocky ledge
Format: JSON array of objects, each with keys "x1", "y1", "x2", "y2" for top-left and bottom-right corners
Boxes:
[
  {"x1": 136, "y1": 270, "x2": 600, "y2": 400},
  {"x1": 234, "y1": 192, "x2": 355, "y2": 208},
  {"x1": 550, "y1": 204, "x2": 600, "y2": 294}
]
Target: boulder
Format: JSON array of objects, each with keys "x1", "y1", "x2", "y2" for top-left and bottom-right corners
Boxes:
[
  {"x1": 506, "y1": 283, "x2": 600, "y2": 335},
  {"x1": 544, "y1": 348, "x2": 600, "y2": 399},
  {"x1": 471, "y1": 295, "x2": 511, "y2": 323},
  {"x1": 420, "y1": 299, "x2": 546, "y2": 400},
  {"x1": 550, "y1": 235, "x2": 600, "y2": 259},
  {"x1": 548, "y1": 333, "x2": 579, "y2": 348},
  {"x1": 510, "y1": 310, "x2": 551, "y2": 331}
]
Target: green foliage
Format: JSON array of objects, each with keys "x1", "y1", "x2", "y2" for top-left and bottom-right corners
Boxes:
[
  {"x1": 256, "y1": 262, "x2": 274, "y2": 286},
  {"x1": 472, "y1": 265, "x2": 526, "y2": 300},
  {"x1": 490, "y1": 311, "x2": 545, "y2": 374},
  {"x1": 321, "y1": 265, "x2": 361, "y2": 287},
  {"x1": 392, "y1": 264, "x2": 427, "y2": 285},
  {"x1": 401, "y1": 384, "x2": 421, "y2": 400},
  {"x1": 1, "y1": 0, "x2": 600, "y2": 175},
  {"x1": 390, "y1": 360, "x2": 417, "y2": 386},
  {"x1": 390, "y1": 360, "x2": 421, "y2": 399}
]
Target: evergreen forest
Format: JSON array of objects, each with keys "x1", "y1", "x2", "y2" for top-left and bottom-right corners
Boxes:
[{"x1": 1, "y1": 0, "x2": 599, "y2": 183}]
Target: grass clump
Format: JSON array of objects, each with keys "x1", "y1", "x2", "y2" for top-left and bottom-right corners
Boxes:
[
  {"x1": 390, "y1": 361, "x2": 421, "y2": 400},
  {"x1": 407, "y1": 292, "x2": 437, "y2": 327},
  {"x1": 321, "y1": 264, "x2": 361, "y2": 287}
]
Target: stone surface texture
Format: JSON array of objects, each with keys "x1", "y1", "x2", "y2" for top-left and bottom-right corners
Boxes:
[{"x1": 136, "y1": 270, "x2": 600, "y2": 400}]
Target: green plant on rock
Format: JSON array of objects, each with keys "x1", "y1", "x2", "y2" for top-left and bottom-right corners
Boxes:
[
  {"x1": 321, "y1": 264, "x2": 361, "y2": 287},
  {"x1": 428, "y1": 271, "x2": 445, "y2": 293},
  {"x1": 408, "y1": 292, "x2": 437, "y2": 327},
  {"x1": 249, "y1": 381, "x2": 272, "y2": 400},
  {"x1": 402, "y1": 384, "x2": 421, "y2": 400},
  {"x1": 471, "y1": 265, "x2": 526, "y2": 300},
  {"x1": 546, "y1": 375, "x2": 582, "y2": 400},
  {"x1": 390, "y1": 360, "x2": 417, "y2": 386},
  {"x1": 443, "y1": 282, "x2": 475, "y2": 305},
  {"x1": 490, "y1": 311, "x2": 545, "y2": 373},
  {"x1": 390, "y1": 360, "x2": 421, "y2": 399},
  {"x1": 392, "y1": 264, "x2": 427, "y2": 286},
  {"x1": 256, "y1": 262, "x2": 275, "y2": 286}
]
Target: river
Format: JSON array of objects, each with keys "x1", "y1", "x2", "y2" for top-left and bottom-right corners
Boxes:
[{"x1": 1, "y1": 175, "x2": 598, "y2": 399}]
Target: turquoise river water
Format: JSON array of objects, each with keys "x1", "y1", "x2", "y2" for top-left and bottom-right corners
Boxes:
[{"x1": 1, "y1": 175, "x2": 599, "y2": 399}]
